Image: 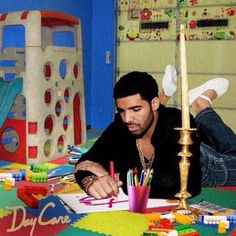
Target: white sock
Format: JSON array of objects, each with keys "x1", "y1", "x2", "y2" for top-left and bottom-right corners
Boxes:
[{"x1": 162, "y1": 64, "x2": 177, "y2": 97}]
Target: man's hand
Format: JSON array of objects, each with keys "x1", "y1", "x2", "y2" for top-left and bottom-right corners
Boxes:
[
  {"x1": 87, "y1": 175, "x2": 123, "y2": 199},
  {"x1": 74, "y1": 160, "x2": 123, "y2": 199}
]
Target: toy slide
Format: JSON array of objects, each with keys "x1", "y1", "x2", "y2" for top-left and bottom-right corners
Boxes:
[{"x1": 0, "y1": 77, "x2": 23, "y2": 127}]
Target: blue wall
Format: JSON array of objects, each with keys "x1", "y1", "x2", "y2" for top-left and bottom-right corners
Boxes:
[
  {"x1": 91, "y1": 0, "x2": 116, "y2": 130},
  {"x1": 0, "y1": 0, "x2": 115, "y2": 131}
]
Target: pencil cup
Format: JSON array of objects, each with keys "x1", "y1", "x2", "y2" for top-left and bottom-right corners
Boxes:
[{"x1": 127, "y1": 185, "x2": 150, "y2": 213}]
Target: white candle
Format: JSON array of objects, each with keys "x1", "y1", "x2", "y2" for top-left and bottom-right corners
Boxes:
[{"x1": 180, "y1": 24, "x2": 190, "y2": 130}]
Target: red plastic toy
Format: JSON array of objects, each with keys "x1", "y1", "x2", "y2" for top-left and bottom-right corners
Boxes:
[{"x1": 17, "y1": 186, "x2": 48, "y2": 208}]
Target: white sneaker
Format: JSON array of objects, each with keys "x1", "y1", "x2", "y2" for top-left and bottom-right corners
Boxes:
[{"x1": 189, "y1": 78, "x2": 229, "y2": 106}]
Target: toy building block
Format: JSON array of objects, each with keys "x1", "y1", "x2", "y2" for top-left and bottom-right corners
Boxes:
[
  {"x1": 0, "y1": 173, "x2": 13, "y2": 181},
  {"x1": 218, "y1": 220, "x2": 228, "y2": 234},
  {"x1": 175, "y1": 225, "x2": 200, "y2": 236},
  {"x1": 160, "y1": 213, "x2": 175, "y2": 223},
  {"x1": 143, "y1": 229, "x2": 178, "y2": 236},
  {"x1": 29, "y1": 163, "x2": 49, "y2": 172},
  {"x1": 225, "y1": 209, "x2": 235, "y2": 215},
  {"x1": 231, "y1": 229, "x2": 236, "y2": 236},
  {"x1": 179, "y1": 233, "x2": 200, "y2": 236},
  {"x1": 3, "y1": 178, "x2": 14, "y2": 190},
  {"x1": 173, "y1": 212, "x2": 196, "y2": 224},
  {"x1": 143, "y1": 231, "x2": 158, "y2": 236},
  {"x1": 198, "y1": 214, "x2": 234, "y2": 225},
  {"x1": 157, "y1": 218, "x2": 174, "y2": 229},
  {"x1": 25, "y1": 170, "x2": 32, "y2": 181},
  {"x1": 226, "y1": 214, "x2": 236, "y2": 224},
  {"x1": 146, "y1": 213, "x2": 161, "y2": 223},
  {"x1": 19, "y1": 169, "x2": 26, "y2": 179},
  {"x1": 0, "y1": 169, "x2": 27, "y2": 181},
  {"x1": 30, "y1": 172, "x2": 48, "y2": 182},
  {"x1": 12, "y1": 171, "x2": 23, "y2": 181},
  {"x1": 178, "y1": 230, "x2": 200, "y2": 236},
  {"x1": 17, "y1": 186, "x2": 48, "y2": 208},
  {"x1": 148, "y1": 224, "x2": 176, "y2": 234}
]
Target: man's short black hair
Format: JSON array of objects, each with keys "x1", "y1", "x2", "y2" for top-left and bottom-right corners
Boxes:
[{"x1": 113, "y1": 71, "x2": 159, "y2": 102}]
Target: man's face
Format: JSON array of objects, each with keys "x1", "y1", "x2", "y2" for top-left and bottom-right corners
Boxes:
[{"x1": 115, "y1": 94, "x2": 155, "y2": 136}]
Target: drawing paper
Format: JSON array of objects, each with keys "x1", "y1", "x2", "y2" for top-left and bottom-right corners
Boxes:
[{"x1": 58, "y1": 188, "x2": 177, "y2": 214}]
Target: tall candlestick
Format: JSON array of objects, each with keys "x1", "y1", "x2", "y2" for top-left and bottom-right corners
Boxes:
[
  {"x1": 180, "y1": 24, "x2": 190, "y2": 130},
  {"x1": 173, "y1": 24, "x2": 198, "y2": 215}
]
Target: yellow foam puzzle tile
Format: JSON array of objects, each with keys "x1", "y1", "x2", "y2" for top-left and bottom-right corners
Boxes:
[
  {"x1": 72, "y1": 211, "x2": 148, "y2": 236},
  {"x1": 44, "y1": 163, "x2": 59, "y2": 169},
  {"x1": 0, "y1": 207, "x2": 11, "y2": 218},
  {"x1": 3, "y1": 163, "x2": 28, "y2": 170}
]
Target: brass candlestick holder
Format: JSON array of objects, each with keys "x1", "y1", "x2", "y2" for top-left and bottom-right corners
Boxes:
[
  {"x1": 174, "y1": 127, "x2": 196, "y2": 211},
  {"x1": 172, "y1": 127, "x2": 198, "y2": 224},
  {"x1": 172, "y1": 24, "x2": 199, "y2": 220}
]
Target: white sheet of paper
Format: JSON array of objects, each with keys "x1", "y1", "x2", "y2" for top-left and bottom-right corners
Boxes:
[{"x1": 58, "y1": 188, "x2": 177, "y2": 214}]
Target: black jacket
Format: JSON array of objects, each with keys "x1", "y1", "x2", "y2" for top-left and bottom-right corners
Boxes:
[{"x1": 75, "y1": 104, "x2": 202, "y2": 199}]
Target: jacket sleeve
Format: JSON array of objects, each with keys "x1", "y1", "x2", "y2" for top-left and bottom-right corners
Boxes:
[
  {"x1": 187, "y1": 113, "x2": 202, "y2": 197},
  {"x1": 74, "y1": 116, "x2": 126, "y2": 189}
]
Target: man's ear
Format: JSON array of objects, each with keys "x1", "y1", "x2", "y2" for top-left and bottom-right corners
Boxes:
[{"x1": 151, "y1": 97, "x2": 160, "y2": 110}]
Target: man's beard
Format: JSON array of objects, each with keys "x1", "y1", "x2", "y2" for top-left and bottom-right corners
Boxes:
[{"x1": 127, "y1": 114, "x2": 154, "y2": 139}]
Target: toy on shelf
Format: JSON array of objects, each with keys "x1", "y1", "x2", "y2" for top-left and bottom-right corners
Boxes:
[{"x1": 0, "y1": 10, "x2": 86, "y2": 164}]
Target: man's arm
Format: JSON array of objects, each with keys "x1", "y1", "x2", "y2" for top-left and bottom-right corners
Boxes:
[
  {"x1": 74, "y1": 160, "x2": 109, "y2": 176},
  {"x1": 74, "y1": 160, "x2": 122, "y2": 199},
  {"x1": 74, "y1": 119, "x2": 124, "y2": 199}
]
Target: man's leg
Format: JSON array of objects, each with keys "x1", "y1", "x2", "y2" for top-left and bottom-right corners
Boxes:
[
  {"x1": 195, "y1": 107, "x2": 236, "y2": 155},
  {"x1": 189, "y1": 80, "x2": 236, "y2": 156},
  {"x1": 200, "y1": 143, "x2": 236, "y2": 186},
  {"x1": 189, "y1": 79, "x2": 236, "y2": 186}
]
